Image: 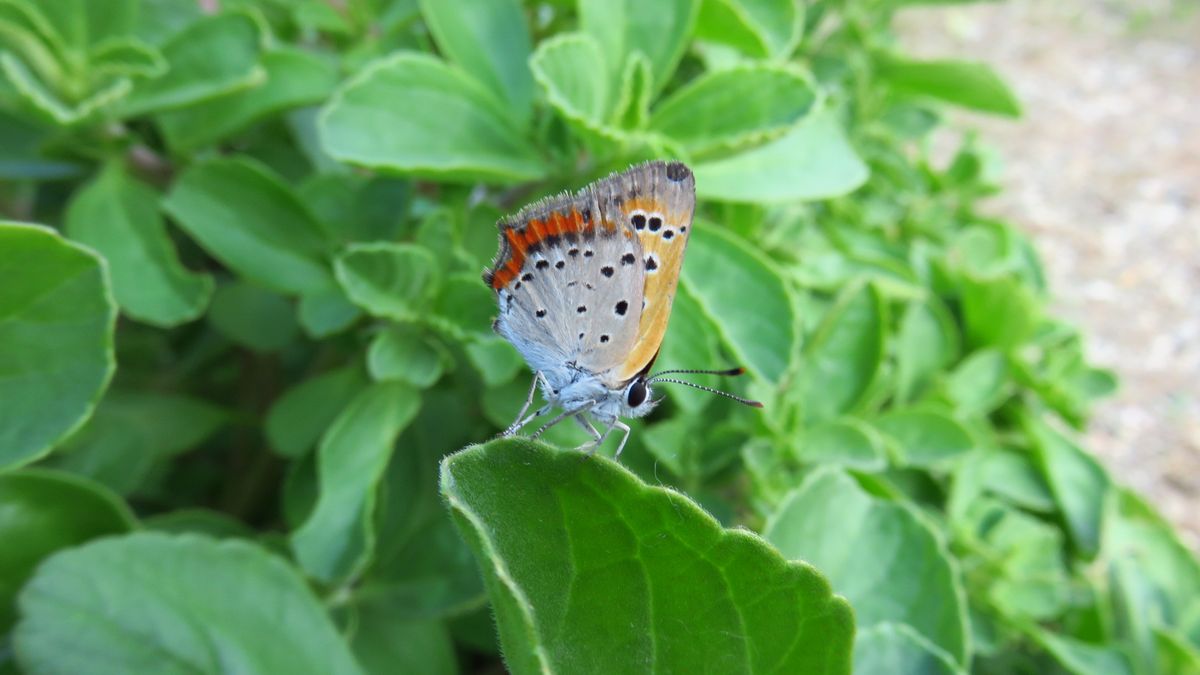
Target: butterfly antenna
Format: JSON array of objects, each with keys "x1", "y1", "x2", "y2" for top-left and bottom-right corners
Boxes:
[
  {"x1": 647, "y1": 377, "x2": 763, "y2": 408},
  {"x1": 648, "y1": 366, "x2": 746, "y2": 378}
]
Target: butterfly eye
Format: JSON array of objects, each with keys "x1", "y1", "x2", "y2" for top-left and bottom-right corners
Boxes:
[{"x1": 626, "y1": 380, "x2": 648, "y2": 408}]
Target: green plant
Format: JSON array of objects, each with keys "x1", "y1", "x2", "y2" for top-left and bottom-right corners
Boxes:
[{"x1": 1, "y1": 0, "x2": 1197, "y2": 673}]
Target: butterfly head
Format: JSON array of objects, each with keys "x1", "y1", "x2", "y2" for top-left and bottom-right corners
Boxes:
[{"x1": 620, "y1": 377, "x2": 658, "y2": 418}]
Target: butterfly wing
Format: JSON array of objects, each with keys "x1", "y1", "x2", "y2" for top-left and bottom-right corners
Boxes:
[
  {"x1": 609, "y1": 161, "x2": 696, "y2": 382},
  {"x1": 485, "y1": 174, "x2": 645, "y2": 385}
]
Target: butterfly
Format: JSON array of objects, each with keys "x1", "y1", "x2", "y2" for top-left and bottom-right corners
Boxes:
[{"x1": 483, "y1": 160, "x2": 761, "y2": 458}]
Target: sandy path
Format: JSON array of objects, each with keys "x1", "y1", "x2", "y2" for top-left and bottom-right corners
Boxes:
[{"x1": 897, "y1": 1, "x2": 1200, "y2": 547}]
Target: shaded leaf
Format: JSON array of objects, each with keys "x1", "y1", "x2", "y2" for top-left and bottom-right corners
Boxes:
[
  {"x1": 418, "y1": 0, "x2": 532, "y2": 123},
  {"x1": 853, "y1": 623, "x2": 964, "y2": 675},
  {"x1": 65, "y1": 163, "x2": 212, "y2": 327},
  {"x1": 266, "y1": 365, "x2": 368, "y2": 459},
  {"x1": 292, "y1": 382, "x2": 421, "y2": 582},
  {"x1": 682, "y1": 225, "x2": 796, "y2": 383},
  {"x1": 320, "y1": 53, "x2": 545, "y2": 182},
  {"x1": 579, "y1": 0, "x2": 700, "y2": 95},
  {"x1": 876, "y1": 54, "x2": 1021, "y2": 117},
  {"x1": 334, "y1": 242, "x2": 440, "y2": 321},
  {"x1": 765, "y1": 468, "x2": 968, "y2": 665},
  {"x1": 207, "y1": 281, "x2": 300, "y2": 353},
  {"x1": 163, "y1": 157, "x2": 335, "y2": 295},
  {"x1": 799, "y1": 282, "x2": 886, "y2": 423},
  {"x1": 649, "y1": 64, "x2": 816, "y2": 155},
  {"x1": 0, "y1": 469, "x2": 134, "y2": 631},
  {"x1": 695, "y1": 0, "x2": 804, "y2": 58},
  {"x1": 14, "y1": 533, "x2": 362, "y2": 675},
  {"x1": 120, "y1": 12, "x2": 264, "y2": 117},
  {"x1": 0, "y1": 222, "x2": 115, "y2": 469},
  {"x1": 367, "y1": 328, "x2": 445, "y2": 388},
  {"x1": 694, "y1": 109, "x2": 868, "y2": 203},
  {"x1": 874, "y1": 407, "x2": 975, "y2": 467},
  {"x1": 1022, "y1": 413, "x2": 1109, "y2": 560}
]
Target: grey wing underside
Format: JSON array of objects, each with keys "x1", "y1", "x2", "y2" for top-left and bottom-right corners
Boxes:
[{"x1": 493, "y1": 169, "x2": 648, "y2": 383}]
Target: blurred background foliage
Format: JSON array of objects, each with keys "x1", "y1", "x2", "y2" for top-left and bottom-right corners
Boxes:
[{"x1": 0, "y1": 0, "x2": 1197, "y2": 673}]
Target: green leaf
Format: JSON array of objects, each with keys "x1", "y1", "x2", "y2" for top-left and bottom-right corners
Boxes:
[
  {"x1": 1105, "y1": 489, "x2": 1200, "y2": 631},
  {"x1": 417, "y1": 0, "x2": 532, "y2": 124},
  {"x1": 895, "y1": 298, "x2": 958, "y2": 403},
  {"x1": 88, "y1": 37, "x2": 166, "y2": 79},
  {"x1": 799, "y1": 282, "x2": 886, "y2": 424},
  {"x1": 796, "y1": 419, "x2": 887, "y2": 469},
  {"x1": 319, "y1": 52, "x2": 545, "y2": 182},
  {"x1": 695, "y1": 108, "x2": 868, "y2": 203},
  {"x1": 874, "y1": 407, "x2": 974, "y2": 467},
  {"x1": 334, "y1": 242, "x2": 440, "y2": 321},
  {"x1": 14, "y1": 533, "x2": 362, "y2": 675},
  {"x1": 648, "y1": 64, "x2": 816, "y2": 155},
  {"x1": 64, "y1": 164, "x2": 212, "y2": 327},
  {"x1": 944, "y1": 349, "x2": 1010, "y2": 416},
  {"x1": 266, "y1": 365, "x2": 367, "y2": 458},
  {"x1": 765, "y1": 468, "x2": 968, "y2": 665},
  {"x1": 1026, "y1": 626, "x2": 1134, "y2": 675},
  {"x1": 0, "y1": 222, "x2": 115, "y2": 469},
  {"x1": 367, "y1": 328, "x2": 445, "y2": 388},
  {"x1": 853, "y1": 623, "x2": 965, "y2": 675},
  {"x1": 682, "y1": 225, "x2": 796, "y2": 383},
  {"x1": 120, "y1": 12, "x2": 265, "y2": 116},
  {"x1": 158, "y1": 47, "x2": 338, "y2": 151},
  {"x1": 579, "y1": 0, "x2": 700, "y2": 95},
  {"x1": 609, "y1": 51, "x2": 653, "y2": 130},
  {"x1": 528, "y1": 33, "x2": 615, "y2": 139},
  {"x1": 442, "y1": 439, "x2": 855, "y2": 674},
  {"x1": 656, "y1": 284, "x2": 723, "y2": 412},
  {"x1": 876, "y1": 54, "x2": 1021, "y2": 117},
  {"x1": 48, "y1": 390, "x2": 225, "y2": 494},
  {"x1": 695, "y1": 0, "x2": 804, "y2": 58},
  {"x1": 207, "y1": 281, "x2": 300, "y2": 353},
  {"x1": 163, "y1": 157, "x2": 335, "y2": 295},
  {"x1": 27, "y1": 0, "x2": 136, "y2": 51},
  {"x1": 350, "y1": 606, "x2": 457, "y2": 675},
  {"x1": 1022, "y1": 413, "x2": 1109, "y2": 560},
  {"x1": 143, "y1": 508, "x2": 256, "y2": 540},
  {"x1": 464, "y1": 337, "x2": 524, "y2": 386},
  {"x1": 298, "y1": 289, "x2": 362, "y2": 337},
  {"x1": 292, "y1": 382, "x2": 421, "y2": 582},
  {"x1": 0, "y1": 469, "x2": 134, "y2": 631},
  {"x1": 960, "y1": 275, "x2": 1038, "y2": 351}
]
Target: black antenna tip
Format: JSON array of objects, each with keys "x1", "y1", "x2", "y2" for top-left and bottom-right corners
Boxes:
[
  {"x1": 726, "y1": 367, "x2": 746, "y2": 376},
  {"x1": 748, "y1": 400, "x2": 764, "y2": 408}
]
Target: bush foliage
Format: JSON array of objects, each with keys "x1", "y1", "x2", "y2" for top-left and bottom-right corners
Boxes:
[{"x1": 1, "y1": 0, "x2": 1198, "y2": 673}]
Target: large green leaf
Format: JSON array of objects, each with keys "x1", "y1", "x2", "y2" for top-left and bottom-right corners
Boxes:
[
  {"x1": 0, "y1": 222, "x2": 115, "y2": 469},
  {"x1": 579, "y1": 0, "x2": 700, "y2": 96},
  {"x1": 765, "y1": 468, "x2": 968, "y2": 665},
  {"x1": 48, "y1": 390, "x2": 226, "y2": 494},
  {"x1": 417, "y1": 0, "x2": 533, "y2": 123},
  {"x1": 292, "y1": 382, "x2": 421, "y2": 582},
  {"x1": 876, "y1": 54, "x2": 1021, "y2": 117},
  {"x1": 442, "y1": 439, "x2": 855, "y2": 674},
  {"x1": 682, "y1": 224, "x2": 796, "y2": 383},
  {"x1": 157, "y1": 47, "x2": 338, "y2": 151},
  {"x1": 367, "y1": 328, "x2": 446, "y2": 388},
  {"x1": 694, "y1": 109, "x2": 868, "y2": 203},
  {"x1": 0, "y1": 469, "x2": 134, "y2": 632},
  {"x1": 799, "y1": 282, "x2": 886, "y2": 424},
  {"x1": 163, "y1": 157, "x2": 335, "y2": 295},
  {"x1": 64, "y1": 163, "x2": 211, "y2": 327},
  {"x1": 894, "y1": 298, "x2": 958, "y2": 404},
  {"x1": 319, "y1": 53, "x2": 545, "y2": 182},
  {"x1": 334, "y1": 242, "x2": 440, "y2": 321},
  {"x1": 1022, "y1": 412, "x2": 1109, "y2": 560},
  {"x1": 648, "y1": 64, "x2": 816, "y2": 155},
  {"x1": 14, "y1": 533, "x2": 362, "y2": 675},
  {"x1": 120, "y1": 11, "x2": 264, "y2": 116}
]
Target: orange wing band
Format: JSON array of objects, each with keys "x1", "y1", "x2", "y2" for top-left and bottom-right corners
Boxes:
[{"x1": 487, "y1": 208, "x2": 592, "y2": 290}]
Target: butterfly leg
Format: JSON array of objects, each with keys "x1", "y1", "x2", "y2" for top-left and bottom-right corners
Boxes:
[
  {"x1": 530, "y1": 400, "x2": 595, "y2": 440},
  {"x1": 500, "y1": 372, "x2": 550, "y2": 437},
  {"x1": 572, "y1": 416, "x2": 605, "y2": 454},
  {"x1": 612, "y1": 421, "x2": 633, "y2": 460}
]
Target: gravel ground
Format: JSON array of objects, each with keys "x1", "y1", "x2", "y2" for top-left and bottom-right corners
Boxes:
[{"x1": 897, "y1": 0, "x2": 1200, "y2": 548}]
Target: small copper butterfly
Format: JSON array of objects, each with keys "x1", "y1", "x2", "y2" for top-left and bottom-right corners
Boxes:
[{"x1": 484, "y1": 160, "x2": 761, "y2": 458}]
